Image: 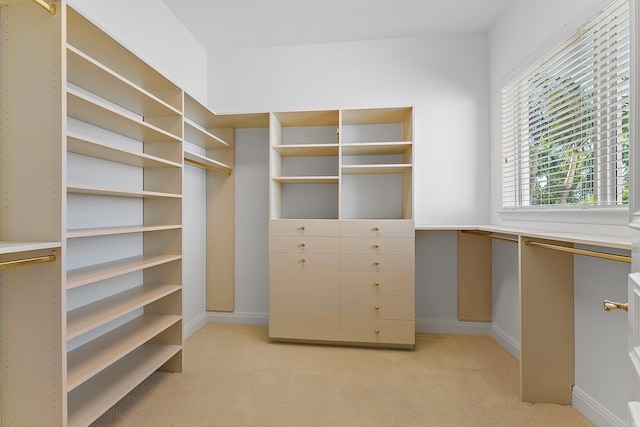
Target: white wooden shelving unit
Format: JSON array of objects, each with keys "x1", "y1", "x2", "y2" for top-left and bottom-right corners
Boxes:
[
  {"x1": 268, "y1": 107, "x2": 415, "y2": 348},
  {"x1": 182, "y1": 94, "x2": 234, "y2": 312},
  {"x1": 65, "y1": 6, "x2": 184, "y2": 426},
  {"x1": 0, "y1": 1, "x2": 187, "y2": 425}
]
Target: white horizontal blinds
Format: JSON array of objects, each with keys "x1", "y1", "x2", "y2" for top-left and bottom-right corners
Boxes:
[{"x1": 502, "y1": 0, "x2": 630, "y2": 208}]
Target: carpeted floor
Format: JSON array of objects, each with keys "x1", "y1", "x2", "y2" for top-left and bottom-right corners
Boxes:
[{"x1": 91, "y1": 323, "x2": 593, "y2": 427}]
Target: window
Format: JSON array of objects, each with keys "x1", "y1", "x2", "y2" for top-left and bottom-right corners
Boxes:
[{"x1": 502, "y1": 0, "x2": 630, "y2": 210}]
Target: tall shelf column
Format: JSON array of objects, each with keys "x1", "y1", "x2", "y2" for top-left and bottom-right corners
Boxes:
[{"x1": 0, "y1": 1, "x2": 65, "y2": 425}]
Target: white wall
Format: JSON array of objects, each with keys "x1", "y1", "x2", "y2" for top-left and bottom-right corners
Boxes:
[
  {"x1": 208, "y1": 35, "x2": 492, "y2": 226},
  {"x1": 69, "y1": 0, "x2": 207, "y2": 100},
  {"x1": 489, "y1": 1, "x2": 632, "y2": 424},
  {"x1": 205, "y1": 35, "x2": 492, "y2": 334}
]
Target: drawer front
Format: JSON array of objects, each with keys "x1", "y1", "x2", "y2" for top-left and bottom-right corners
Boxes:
[
  {"x1": 340, "y1": 318, "x2": 415, "y2": 345},
  {"x1": 340, "y1": 254, "x2": 415, "y2": 272},
  {"x1": 340, "y1": 271, "x2": 414, "y2": 296},
  {"x1": 270, "y1": 236, "x2": 339, "y2": 254},
  {"x1": 269, "y1": 253, "x2": 340, "y2": 341},
  {"x1": 270, "y1": 219, "x2": 339, "y2": 237},
  {"x1": 339, "y1": 237, "x2": 414, "y2": 255},
  {"x1": 340, "y1": 220, "x2": 414, "y2": 238},
  {"x1": 340, "y1": 295, "x2": 414, "y2": 320}
]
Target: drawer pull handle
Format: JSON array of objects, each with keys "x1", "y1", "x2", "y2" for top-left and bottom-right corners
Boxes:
[
  {"x1": 374, "y1": 282, "x2": 380, "y2": 287},
  {"x1": 603, "y1": 300, "x2": 628, "y2": 312},
  {"x1": 300, "y1": 258, "x2": 306, "y2": 263},
  {"x1": 372, "y1": 244, "x2": 380, "y2": 249},
  {"x1": 299, "y1": 242, "x2": 306, "y2": 247},
  {"x1": 372, "y1": 227, "x2": 380, "y2": 231},
  {"x1": 374, "y1": 305, "x2": 380, "y2": 310},
  {"x1": 373, "y1": 262, "x2": 380, "y2": 266},
  {"x1": 299, "y1": 226, "x2": 306, "y2": 231},
  {"x1": 374, "y1": 329, "x2": 380, "y2": 334}
]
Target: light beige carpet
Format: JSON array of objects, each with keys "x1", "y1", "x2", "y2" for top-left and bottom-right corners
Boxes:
[{"x1": 91, "y1": 324, "x2": 593, "y2": 427}]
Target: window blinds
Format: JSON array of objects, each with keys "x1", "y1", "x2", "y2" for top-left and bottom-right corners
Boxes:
[{"x1": 502, "y1": 0, "x2": 630, "y2": 209}]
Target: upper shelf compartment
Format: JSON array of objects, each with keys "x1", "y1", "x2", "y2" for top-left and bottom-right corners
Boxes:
[
  {"x1": 66, "y1": 7, "x2": 182, "y2": 113},
  {"x1": 67, "y1": 89, "x2": 181, "y2": 143},
  {"x1": 67, "y1": 46, "x2": 181, "y2": 119},
  {"x1": 341, "y1": 107, "x2": 413, "y2": 144},
  {"x1": 183, "y1": 93, "x2": 230, "y2": 149},
  {"x1": 271, "y1": 110, "x2": 340, "y2": 146}
]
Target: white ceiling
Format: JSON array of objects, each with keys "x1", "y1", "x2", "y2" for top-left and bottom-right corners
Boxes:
[{"x1": 161, "y1": 0, "x2": 513, "y2": 50}]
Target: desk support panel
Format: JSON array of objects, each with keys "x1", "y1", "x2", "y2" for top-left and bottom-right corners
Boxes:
[
  {"x1": 457, "y1": 231, "x2": 492, "y2": 322},
  {"x1": 519, "y1": 238, "x2": 574, "y2": 404}
]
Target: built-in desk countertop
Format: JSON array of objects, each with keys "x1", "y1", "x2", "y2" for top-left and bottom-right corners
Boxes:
[{"x1": 415, "y1": 225, "x2": 631, "y2": 405}]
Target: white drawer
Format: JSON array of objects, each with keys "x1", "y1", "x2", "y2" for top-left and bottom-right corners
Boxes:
[
  {"x1": 339, "y1": 237, "x2": 414, "y2": 255},
  {"x1": 269, "y1": 236, "x2": 339, "y2": 254},
  {"x1": 269, "y1": 253, "x2": 340, "y2": 341},
  {"x1": 340, "y1": 295, "x2": 414, "y2": 320},
  {"x1": 340, "y1": 254, "x2": 414, "y2": 272},
  {"x1": 340, "y1": 271, "x2": 414, "y2": 296},
  {"x1": 269, "y1": 219, "x2": 339, "y2": 236},
  {"x1": 340, "y1": 220, "x2": 414, "y2": 238},
  {"x1": 340, "y1": 318, "x2": 415, "y2": 345}
]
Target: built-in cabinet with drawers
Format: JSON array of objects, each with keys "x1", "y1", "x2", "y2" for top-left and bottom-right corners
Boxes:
[{"x1": 269, "y1": 107, "x2": 415, "y2": 348}]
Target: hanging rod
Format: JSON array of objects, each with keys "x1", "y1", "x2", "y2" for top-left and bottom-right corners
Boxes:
[
  {"x1": 461, "y1": 230, "x2": 518, "y2": 243},
  {"x1": 0, "y1": 250, "x2": 57, "y2": 271},
  {"x1": 524, "y1": 239, "x2": 630, "y2": 264},
  {"x1": 184, "y1": 157, "x2": 232, "y2": 176},
  {"x1": 32, "y1": 0, "x2": 56, "y2": 15}
]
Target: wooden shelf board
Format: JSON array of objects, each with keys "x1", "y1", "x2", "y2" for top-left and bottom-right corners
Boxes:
[
  {"x1": 273, "y1": 110, "x2": 339, "y2": 127},
  {"x1": 413, "y1": 224, "x2": 632, "y2": 251},
  {"x1": 67, "y1": 284, "x2": 181, "y2": 340},
  {"x1": 66, "y1": 225, "x2": 181, "y2": 239},
  {"x1": 184, "y1": 93, "x2": 217, "y2": 127},
  {"x1": 341, "y1": 164, "x2": 412, "y2": 174},
  {"x1": 184, "y1": 119, "x2": 230, "y2": 149},
  {"x1": 67, "y1": 343, "x2": 181, "y2": 427},
  {"x1": 205, "y1": 112, "x2": 270, "y2": 128},
  {"x1": 0, "y1": 241, "x2": 60, "y2": 255},
  {"x1": 67, "y1": 314, "x2": 181, "y2": 391},
  {"x1": 67, "y1": 89, "x2": 181, "y2": 143},
  {"x1": 67, "y1": 46, "x2": 180, "y2": 118},
  {"x1": 67, "y1": 133, "x2": 181, "y2": 168},
  {"x1": 272, "y1": 176, "x2": 339, "y2": 184},
  {"x1": 67, "y1": 184, "x2": 181, "y2": 199},
  {"x1": 341, "y1": 142, "x2": 412, "y2": 155},
  {"x1": 273, "y1": 144, "x2": 339, "y2": 157},
  {"x1": 342, "y1": 107, "x2": 412, "y2": 125},
  {"x1": 67, "y1": 254, "x2": 182, "y2": 290},
  {"x1": 183, "y1": 150, "x2": 232, "y2": 174}
]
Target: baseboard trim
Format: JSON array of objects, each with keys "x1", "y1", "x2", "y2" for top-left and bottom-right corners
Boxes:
[
  {"x1": 572, "y1": 386, "x2": 626, "y2": 427},
  {"x1": 184, "y1": 312, "x2": 209, "y2": 340},
  {"x1": 489, "y1": 324, "x2": 520, "y2": 359},
  {"x1": 205, "y1": 311, "x2": 269, "y2": 326},
  {"x1": 415, "y1": 318, "x2": 492, "y2": 335}
]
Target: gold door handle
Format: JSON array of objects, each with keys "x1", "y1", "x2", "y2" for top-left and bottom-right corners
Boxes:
[{"x1": 603, "y1": 300, "x2": 628, "y2": 312}]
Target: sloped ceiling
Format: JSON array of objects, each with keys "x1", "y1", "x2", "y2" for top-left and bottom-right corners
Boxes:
[{"x1": 161, "y1": 0, "x2": 513, "y2": 50}]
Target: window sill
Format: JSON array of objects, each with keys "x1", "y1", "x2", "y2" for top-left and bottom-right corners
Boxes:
[{"x1": 497, "y1": 207, "x2": 629, "y2": 226}]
